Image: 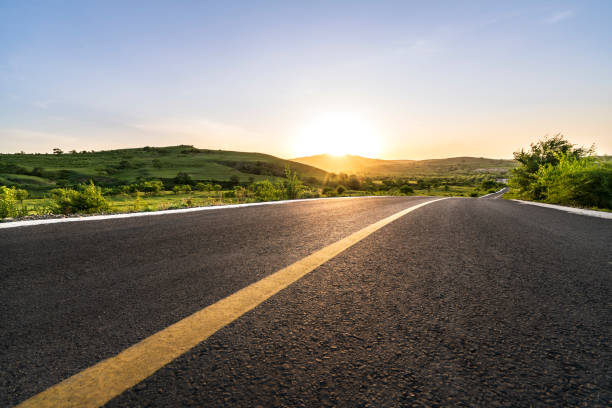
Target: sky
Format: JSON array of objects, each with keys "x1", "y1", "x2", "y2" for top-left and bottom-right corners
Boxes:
[{"x1": 1, "y1": 0, "x2": 611, "y2": 159}]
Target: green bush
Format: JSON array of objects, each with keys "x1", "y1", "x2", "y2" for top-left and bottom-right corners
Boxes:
[
  {"x1": 399, "y1": 184, "x2": 414, "y2": 194},
  {"x1": 50, "y1": 181, "x2": 110, "y2": 214},
  {"x1": 0, "y1": 186, "x2": 19, "y2": 219},
  {"x1": 509, "y1": 135, "x2": 611, "y2": 209},
  {"x1": 195, "y1": 182, "x2": 213, "y2": 191},
  {"x1": 510, "y1": 135, "x2": 591, "y2": 199},
  {"x1": 284, "y1": 166, "x2": 302, "y2": 199},
  {"x1": 336, "y1": 185, "x2": 346, "y2": 195},
  {"x1": 322, "y1": 186, "x2": 336, "y2": 196},
  {"x1": 172, "y1": 184, "x2": 192, "y2": 194},
  {"x1": 534, "y1": 154, "x2": 612, "y2": 208},
  {"x1": 481, "y1": 179, "x2": 501, "y2": 191},
  {"x1": 174, "y1": 172, "x2": 194, "y2": 185},
  {"x1": 252, "y1": 180, "x2": 284, "y2": 201}
]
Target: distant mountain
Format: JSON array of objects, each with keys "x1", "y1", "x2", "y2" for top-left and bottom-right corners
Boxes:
[{"x1": 291, "y1": 154, "x2": 516, "y2": 177}]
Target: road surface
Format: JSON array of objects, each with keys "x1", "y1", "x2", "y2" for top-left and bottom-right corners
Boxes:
[{"x1": 1, "y1": 196, "x2": 611, "y2": 407}]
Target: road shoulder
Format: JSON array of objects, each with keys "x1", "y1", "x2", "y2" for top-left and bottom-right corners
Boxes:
[{"x1": 511, "y1": 199, "x2": 612, "y2": 219}]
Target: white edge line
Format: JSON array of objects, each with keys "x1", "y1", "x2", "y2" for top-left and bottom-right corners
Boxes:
[
  {"x1": 479, "y1": 187, "x2": 508, "y2": 199},
  {"x1": 0, "y1": 195, "x2": 421, "y2": 230},
  {"x1": 512, "y1": 199, "x2": 612, "y2": 219}
]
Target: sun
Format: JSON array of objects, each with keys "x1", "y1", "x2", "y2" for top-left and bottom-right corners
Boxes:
[{"x1": 294, "y1": 112, "x2": 382, "y2": 158}]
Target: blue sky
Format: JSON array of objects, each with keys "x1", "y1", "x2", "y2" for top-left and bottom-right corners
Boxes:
[{"x1": 1, "y1": 0, "x2": 610, "y2": 158}]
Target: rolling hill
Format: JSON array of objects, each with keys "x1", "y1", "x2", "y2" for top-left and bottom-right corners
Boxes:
[
  {"x1": 0, "y1": 145, "x2": 328, "y2": 192},
  {"x1": 291, "y1": 154, "x2": 517, "y2": 177}
]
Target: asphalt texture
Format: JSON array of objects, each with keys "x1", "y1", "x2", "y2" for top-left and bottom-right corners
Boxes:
[{"x1": 1, "y1": 196, "x2": 611, "y2": 407}]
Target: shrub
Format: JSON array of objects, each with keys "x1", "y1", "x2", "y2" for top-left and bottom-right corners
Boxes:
[
  {"x1": 399, "y1": 184, "x2": 414, "y2": 194},
  {"x1": 481, "y1": 179, "x2": 500, "y2": 191},
  {"x1": 51, "y1": 182, "x2": 110, "y2": 214},
  {"x1": 140, "y1": 180, "x2": 163, "y2": 194},
  {"x1": 510, "y1": 134, "x2": 591, "y2": 198},
  {"x1": 173, "y1": 184, "x2": 192, "y2": 194},
  {"x1": 174, "y1": 172, "x2": 194, "y2": 185},
  {"x1": 284, "y1": 166, "x2": 303, "y2": 199},
  {"x1": 0, "y1": 186, "x2": 19, "y2": 219},
  {"x1": 322, "y1": 186, "x2": 336, "y2": 196},
  {"x1": 534, "y1": 154, "x2": 612, "y2": 208},
  {"x1": 336, "y1": 185, "x2": 346, "y2": 195},
  {"x1": 252, "y1": 180, "x2": 284, "y2": 201}
]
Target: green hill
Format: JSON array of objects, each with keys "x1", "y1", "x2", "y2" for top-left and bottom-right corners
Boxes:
[
  {"x1": 291, "y1": 154, "x2": 517, "y2": 177},
  {"x1": 0, "y1": 145, "x2": 328, "y2": 192}
]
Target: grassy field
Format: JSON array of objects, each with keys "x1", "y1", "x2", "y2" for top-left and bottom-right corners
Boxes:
[
  {"x1": 1, "y1": 145, "x2": 509, "y2": 220},
  {"x1": 0, "y1": 145, "x2": 328, "y2": 195}
]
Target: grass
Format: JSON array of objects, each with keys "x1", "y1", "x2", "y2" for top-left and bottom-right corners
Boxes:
[
  {"x1": 1, "y1": 145, "x2": 509, "y2": 219},
  {"x1": 9, "y1": 183, "x2": 485, "y2": 220},
  {"x1": 0, "y1": 145, "x2": 328, "y2": 193}
]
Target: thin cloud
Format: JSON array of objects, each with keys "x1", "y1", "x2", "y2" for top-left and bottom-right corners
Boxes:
[
  {"x1": 0, "y1": 128, "x2": 78, "y2": 153},
  {"x1": 130, "y1": 118, "x2": 263, "y2": 151},
  {"x1": 543, "y1": 10, "x2": 574, "y2": 24}
]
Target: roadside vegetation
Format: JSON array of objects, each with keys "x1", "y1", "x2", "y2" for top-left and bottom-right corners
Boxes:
[
  {"x1": 0, "y1": 145, "x2": 509, "y2": 220},
  {"x1": 507, "y1": 135, "x2": 612, "y2": 210}
]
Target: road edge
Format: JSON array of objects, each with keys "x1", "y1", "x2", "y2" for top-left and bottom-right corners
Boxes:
[
  {"x1": 511, "y1": 199, "x2": 612, "y2": 219},
  {"x1": 0, "y1": 195, "x2": 412, "y2": 230}
]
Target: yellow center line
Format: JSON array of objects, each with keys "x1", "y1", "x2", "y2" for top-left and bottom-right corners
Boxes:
[{"x1": 17, "y1": 197, "x2": 448, "y2": 408}]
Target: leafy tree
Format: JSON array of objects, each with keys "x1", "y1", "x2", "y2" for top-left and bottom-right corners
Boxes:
[
  {"x1": 510, "y1": 134, "x2": 591, "y2": 199},
  {"x1": 347, "y1": 174, "x2": 361, "y2": 190},
  {"x1": 336, "y1": 185, "x2": 346, "y2": 195},
  {"x1": 229, "y1": 175, "x2": 240, "y2": 185},
  {"x1": 174, "y1": 172, "x2": 194, "y2": 185},
  {"x1": 52, "y1": 148, "x2": 63, "y2": 155}
]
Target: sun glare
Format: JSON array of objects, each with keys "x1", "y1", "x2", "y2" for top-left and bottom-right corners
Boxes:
[{"x1": 294, "y1": 112, "x2": 382, "y2": 158}]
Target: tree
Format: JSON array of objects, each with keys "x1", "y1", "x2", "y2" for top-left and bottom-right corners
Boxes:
[
  {"x1": 53, "y1": 148, "x2": 63, "y2": 155},
  {"x1": 347, "y1": 175, "x2": 361, "y2": 190},
  {"x1": 174, "y1": 172, "x2": 194, "y2": 185},
  {"x1": 510, "y1": 134, "x2": 591, "y2": 199},
  {"x1": 230, "y1": 175, "x2": 240, "y2": 185}
]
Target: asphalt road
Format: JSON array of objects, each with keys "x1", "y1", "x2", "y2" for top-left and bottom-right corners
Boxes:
[{"x1": 1, "y1": 196, "x2": 611, "y2": 407}]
